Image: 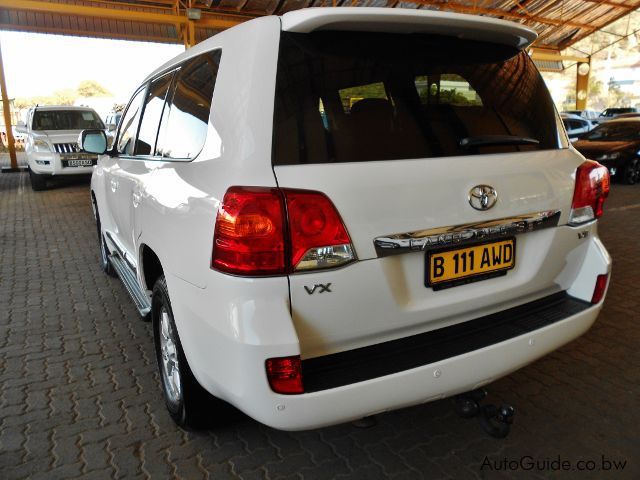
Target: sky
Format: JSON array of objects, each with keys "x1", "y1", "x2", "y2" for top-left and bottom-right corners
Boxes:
[{"x1": 0, "y1": 30, "x2": 184, "y2": 104}]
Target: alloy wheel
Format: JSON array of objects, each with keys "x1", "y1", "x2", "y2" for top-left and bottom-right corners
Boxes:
[
  {"x1": 159, "y1": 308, "x2": 182, "y2": 405},
  {"x1": 627, "y1": 158, "x2": 640, "y2": 185}
]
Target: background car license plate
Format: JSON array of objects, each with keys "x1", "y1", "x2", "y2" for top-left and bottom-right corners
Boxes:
[
  {"x1": 426, "y1": 239, "x2": 515, "y2": 289},
  {"x1": 67, "y1": 159, "x2": 93, "y2": 167}
]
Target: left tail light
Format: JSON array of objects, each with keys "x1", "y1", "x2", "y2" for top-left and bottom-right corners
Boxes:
[
  {"x1": 211, "y1": 187, "x2": 286, "y2": 276},
  {"x1": 211, "y1": 187, "x2": 355, "y2": 275}
]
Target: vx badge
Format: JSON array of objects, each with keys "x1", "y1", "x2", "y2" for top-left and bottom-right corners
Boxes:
[{"x1": 304, "y1": 283, "x2": 332, "y2": 295}]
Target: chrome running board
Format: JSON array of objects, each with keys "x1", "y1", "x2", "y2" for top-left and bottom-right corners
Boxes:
[{"x1": 109, "y1": 253, "x2": 151, "y2": 317}]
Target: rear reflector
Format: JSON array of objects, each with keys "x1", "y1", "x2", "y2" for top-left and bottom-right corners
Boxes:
[
  {"x1": 266, "y1": 356, "x2": 304, "y2": 394},
  {"x1": 569, "y1": 160, "x2": 610, "y2": 226},
  {"x1": 591, "y1": 273, "x2": 609, "y2": 304}
]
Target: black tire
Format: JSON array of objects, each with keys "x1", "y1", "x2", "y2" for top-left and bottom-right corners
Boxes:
[
  {"x1": 152, "y1": 275, "x2": 233, "y2": 429},
  {"x1": 623, "y1": 158, "x2": 640, "y2": 185},
  {"x1": 29, "y1": 168, "x2": 47, "y2": 191},
  {"x1": 94, "y1": 206, "x2": 116, "y2": 277}
]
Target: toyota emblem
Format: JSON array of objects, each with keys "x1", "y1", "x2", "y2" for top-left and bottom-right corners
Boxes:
[{"x1": 468, "y1": 185, "x2": 498, "y2": 211}]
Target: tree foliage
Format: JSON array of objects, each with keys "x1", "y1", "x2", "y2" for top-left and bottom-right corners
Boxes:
[
  {"x1": 14, "y1": 80, "x2": 111, "y2": 108},
  {"x1": 77, "y1": 80, "x2": 111, "y2": 98}
]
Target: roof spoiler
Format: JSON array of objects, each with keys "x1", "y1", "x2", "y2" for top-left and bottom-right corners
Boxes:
[{"x1": 281, "y1": 7, "x2": 537, "y2": 50}]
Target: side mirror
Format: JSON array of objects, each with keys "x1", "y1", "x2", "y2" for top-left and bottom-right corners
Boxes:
[
  {"x1": 79, "y1": 129, "x2": 108, "y2": 155},
  {"x1": 107, "y1": 124, "x2": 117, "y2": 132},
  {"x1": 15, "y1": 124, "x2": 27, "y2": 134}
]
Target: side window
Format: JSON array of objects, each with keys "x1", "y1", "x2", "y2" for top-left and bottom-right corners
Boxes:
[
  {"x1": 157, "y1": 50, "x2": 221, "y2": 159},
  {"x1": 135, "y1": 72, "x2": 174, "y2": 156},
  {"x1": 415, "y1": 74, "x2": 482, "y2": 106},
  {"x1": 117, "y1": 88, "x2": 146, "y2": 156}
]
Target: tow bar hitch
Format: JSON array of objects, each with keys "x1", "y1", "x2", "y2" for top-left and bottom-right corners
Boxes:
[{"x1": 453, "y1": 389, "x2": 515, "y2": 438}]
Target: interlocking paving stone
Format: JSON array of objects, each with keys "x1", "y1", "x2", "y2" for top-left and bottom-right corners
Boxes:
[{"x1": 0, "y1": 172, "x2": 638, "y2": 479}]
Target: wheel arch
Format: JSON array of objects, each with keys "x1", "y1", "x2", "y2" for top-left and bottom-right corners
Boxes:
[{"x1": 140, "y1": 244, "x2": 164, "y2": 293}]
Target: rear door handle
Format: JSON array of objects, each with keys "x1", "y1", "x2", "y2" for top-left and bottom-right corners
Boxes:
[
  {"x1": 110, "y1": 179, "x2": 118, "y2": 192},
  {"x1": 132, "y1": 190, "x2": 141, "y2": 208}
]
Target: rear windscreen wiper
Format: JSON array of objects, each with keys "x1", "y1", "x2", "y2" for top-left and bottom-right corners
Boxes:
[{"x1": 459, "y1": 135, "x2": 540, "y2": 148}]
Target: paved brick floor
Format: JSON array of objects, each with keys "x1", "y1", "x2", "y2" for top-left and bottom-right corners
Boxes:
[{"x1": 0, "y1": 172, "x2": 638, "y2": 479}]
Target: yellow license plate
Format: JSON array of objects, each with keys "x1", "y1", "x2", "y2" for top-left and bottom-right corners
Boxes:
[{"x1": 427, "y1": 239, "x2": 515, "y2": 288}]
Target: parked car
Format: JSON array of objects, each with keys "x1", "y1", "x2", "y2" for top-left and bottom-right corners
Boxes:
[
  {"x1": 608, "y1": 112, "x2": 640, "y2": 119},
  {"x1": 1, "y1": 126, "x2": 25, "y2": 148},
  {"x1": 81, "y1": 7, "x2": 611, "y2": 431},
  {"x1": 103, "y1": 111, "x2": 121, "y2": 133},
  {"x1": 563, "y1": 109, "x2": 600, "y2": 122},
  {"x1": 561, "y1": 113, "x2": 594, "y2": 141},
  {"x1": 599, "y1": 107, "x2": 639, "y2": 120},
  {"x1": 574, "y1": 118, "x2": 640, "y2": 184},
  {"x1": 103, "y1": 111, "x2": 122, "y2": 148},
  {"x1": 18, "y1": 106, "x2": 105, "y2": 190}
]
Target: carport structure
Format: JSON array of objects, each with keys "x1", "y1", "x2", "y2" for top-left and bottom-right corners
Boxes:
[{"x1": 0, "y1": 0, "x2": 639, "y2": 169}]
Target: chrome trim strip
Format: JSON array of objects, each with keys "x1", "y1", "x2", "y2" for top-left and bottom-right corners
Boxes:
[
  {"x1": 105, "y1": 231, "x2": 137, "y2": 273},
  {"x1": 374, "y1": 210, "x2": 561, "y2": 258}
]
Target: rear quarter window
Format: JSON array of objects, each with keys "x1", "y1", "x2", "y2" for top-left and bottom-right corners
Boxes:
[
  {"x1": 273, "y1": 32, "x2": 564, "y2": 165},
  {"x1": 156, "y1": 49, "x2": 222, "y2": 160}
]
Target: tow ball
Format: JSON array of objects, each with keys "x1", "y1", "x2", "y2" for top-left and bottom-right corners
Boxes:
[{"x1": 453, "y1": 389, "x2": 515, "y2": 438}]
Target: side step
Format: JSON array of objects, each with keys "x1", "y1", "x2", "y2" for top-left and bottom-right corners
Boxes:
[{"x1": 109, "y1": 254, "x2": 151, "y2": 317}]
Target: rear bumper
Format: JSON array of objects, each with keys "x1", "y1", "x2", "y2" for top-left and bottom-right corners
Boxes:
[
  {"x1": 168, "y1": 232, "x2": 609, "y2": 431},
  {"x1": 301, "y1": 292, "x2": 589, "y2": 393},
  {"x1": 170, "y1": 288, "x2": 605, "y2": 432},
  {"x1": 265, "y1": 301, "x2": 601, "y2": 430}
]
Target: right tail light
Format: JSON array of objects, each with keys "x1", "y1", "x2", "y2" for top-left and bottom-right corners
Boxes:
[
  {"x1": 211, "y1": 186, "x2": 355, "y2": 276},
  {"x1": 568, "y1": 160, "x2": 610, "y2": 226}
]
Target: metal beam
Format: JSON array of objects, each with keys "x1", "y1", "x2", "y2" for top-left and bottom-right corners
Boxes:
[
  {"x1": 0, "y1": 0, "x2": 246, "y2": 31},
  {"x1": 0, "y1": 22, "x2": 178, "y2": 44},
  {"x1": 0, "y1": 38, "x2": 17, "y2": 171}
]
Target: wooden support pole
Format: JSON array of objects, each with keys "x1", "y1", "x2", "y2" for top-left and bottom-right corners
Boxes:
[
  {"x1": 576, "y1": 59, "x2": 591, "y2": 111},
  {"x1": 0, "y1": 38, "x2": 18, "y2": 171},
  {"x1": 187, "y1": 20, "x2": 196, "y2": 48}
]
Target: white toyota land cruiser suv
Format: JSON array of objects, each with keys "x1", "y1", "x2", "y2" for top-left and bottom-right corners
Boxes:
[
  {"x1": 22, "y1": 105, "x2": 104, "y2": 190},
  {"x1": 82, "y1": 8, "x2": 611, "y2": 431}
]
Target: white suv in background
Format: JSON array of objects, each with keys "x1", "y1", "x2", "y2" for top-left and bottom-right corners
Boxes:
[
  {"x1": 21, "y1": 105, "x2": 105, "y2": 190},
  {"x1": 82, "y1": 8, "x2": 611, "y2": 431}
]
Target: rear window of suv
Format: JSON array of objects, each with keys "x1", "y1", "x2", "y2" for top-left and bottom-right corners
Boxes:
[{"x1": 273, "y1": 32, "x2": 563, "y2": 165}]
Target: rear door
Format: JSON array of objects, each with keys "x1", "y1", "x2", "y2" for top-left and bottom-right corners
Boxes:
[
  {"x1": 272, "y1": 31, "x2": 580, "y2": 359},
  {"x1": 122, "y1": 70, "x2": 176, "y2": 255},
  {"x1": 129, "y1": 49, "x2": 222, "y2": 264}
]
